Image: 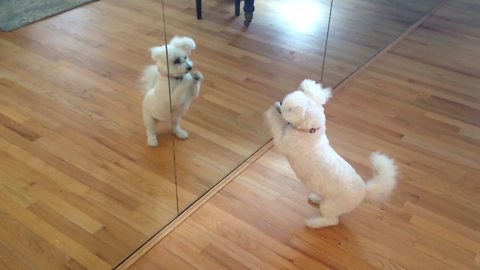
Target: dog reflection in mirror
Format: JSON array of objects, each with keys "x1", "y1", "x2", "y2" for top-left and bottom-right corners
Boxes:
[
  {"x1": 264, "y1": 79, "x2": 397, "y2": 228},
  {"x1": 141, "y1": 36, "x2": 204, "y2": 147}
]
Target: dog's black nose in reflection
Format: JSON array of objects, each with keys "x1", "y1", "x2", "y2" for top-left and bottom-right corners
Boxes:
[
  {"x1": 187, "y1": 66, "x2": 192, "y2": 71},
  {"x1": 280, "y1": 101, "x2": 283, "y2": 106}
]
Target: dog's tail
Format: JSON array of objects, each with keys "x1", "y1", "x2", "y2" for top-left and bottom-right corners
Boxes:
[
  {"x1": 140, "y1": 65, "x2": 159, "y2": 93},
  {"x1": 365, "y1": 152, "x2": 398, "y2": 204}
]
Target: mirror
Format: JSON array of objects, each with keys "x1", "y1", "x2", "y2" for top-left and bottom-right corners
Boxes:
[
  {"x1": 322, "y1": 0, "x2": 442, "y2": 87},
  {"x1": 162, "y1": 0, "x2": 332, "y2": 211}
]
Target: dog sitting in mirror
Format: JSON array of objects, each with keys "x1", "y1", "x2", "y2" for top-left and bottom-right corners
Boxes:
[
  {"x1": 141, "y1": 36, "x2": 204, "y2": 147},
  {"x1": 264, "y1": 79, "x2": 397, "y2": 228}
]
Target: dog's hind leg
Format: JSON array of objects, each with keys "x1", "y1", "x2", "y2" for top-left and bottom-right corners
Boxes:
[
  {"x1": 143, "y1": 114, "x2": 159, "y2": 147},
  {"x1": 305, "y1": 199, "x2": 341, "y2": 228},
  {"x1": 307, "y1": 193, "x2": 321, "y2": 207},
  {"x1": 305, "y1": 216, "x2": 339, "y2": 229}
]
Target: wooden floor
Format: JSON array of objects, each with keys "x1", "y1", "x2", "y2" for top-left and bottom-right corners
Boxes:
[
  {"x1": 130, "y1": 0, "x2": 480, "y2": 269},
  {"x1": 0, "y1": 0, "x2": 452, "y2": 269}
]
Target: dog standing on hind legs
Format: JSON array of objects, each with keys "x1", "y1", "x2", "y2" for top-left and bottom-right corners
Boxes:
[
  {"x1": 264, "y1": 79, "x2": 398, "y2": 228},
  {"x1": 141, "y1": 36, "x2": 204, "y2": 147}
]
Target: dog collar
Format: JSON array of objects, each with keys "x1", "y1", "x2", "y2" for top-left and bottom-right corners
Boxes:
[
  {"x1": 288, "y1": 123, "x2": 322, "y2": 134},
  {"x1": 160, "y1": 72, "x2": 183, "y2": 81}
]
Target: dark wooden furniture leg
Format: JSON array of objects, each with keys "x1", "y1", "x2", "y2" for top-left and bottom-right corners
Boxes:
[{"x1": 196, "y1": 0, "x2": 202, "y2": 19}]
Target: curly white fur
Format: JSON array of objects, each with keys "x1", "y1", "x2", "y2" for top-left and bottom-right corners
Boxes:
[
  {"x1": 264, "y1": 79, "x2": 397, "y2": 228},
  {"x1": 141, "y1": 36, "x2": 203, "y2": 147}
]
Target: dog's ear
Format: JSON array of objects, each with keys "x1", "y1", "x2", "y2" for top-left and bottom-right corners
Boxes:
[
  {"x1": 150, "y1": 46, "x2": 167, "y2": 61},
  {"x1": 299, "y1": 79, "x2": 332, "y2": 106},
  {"x1": 169, "y1": 36, "x2": 196, "y2": 53}
]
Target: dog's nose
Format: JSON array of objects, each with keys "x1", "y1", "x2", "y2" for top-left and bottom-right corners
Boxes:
[
  {"x1": 187, "y1": 66, "x2": 192, "y2": 71},
  {"x1": 280, "y1": 101, "x2": 283, "y2": 106}
]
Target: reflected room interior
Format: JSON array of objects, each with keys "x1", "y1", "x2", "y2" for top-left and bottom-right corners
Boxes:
[
  {"x1": 322, "y1": 0, "x2": 442, "y2": 87},
  {"x1": 163, "y1": 0, "x2": 332, "y2": 212}
]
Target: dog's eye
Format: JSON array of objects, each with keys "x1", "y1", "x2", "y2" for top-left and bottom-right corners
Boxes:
[
  {"x1": 184, "y1": 57, "x2": 187, "y2": 60},
  {"x1": 174, "y1": 58, "x2": 181, "y2": 64}
]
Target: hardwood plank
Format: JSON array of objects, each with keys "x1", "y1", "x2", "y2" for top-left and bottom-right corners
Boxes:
[{"x1": 0, "y1": 192, "x2": 111, "y2": 270}]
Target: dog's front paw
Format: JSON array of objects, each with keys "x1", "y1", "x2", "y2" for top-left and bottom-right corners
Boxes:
[
  {"x1": 264, "y1": 104, "x2": 280, "y2": 122},
  {"x1": 147, "y1": 136, "x2": 159, "y2": 147},
  {"x1": 190, "y1": 71, "x2": 204, "y2": 81},
  {"x1": 270, "y1": 103, "x2": 282, "y2": 116},
  {"x1": 274, "y1": 101, "x2": 282, "y2": 113}
]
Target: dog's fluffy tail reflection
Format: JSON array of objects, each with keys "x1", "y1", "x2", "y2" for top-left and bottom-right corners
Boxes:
[
  {"x1": 365, "y1": 152, "x2": 398, "y2": 204},
  {"x1": 140, "y1": 65, "x2": 159, "y2": 93}
]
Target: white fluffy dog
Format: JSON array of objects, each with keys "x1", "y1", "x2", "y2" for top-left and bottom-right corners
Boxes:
[
  {"x1": 264, "y1": 79, "x2": 397, "y2": 228},
  {"x1": 141, "y1": 36, "x2": 204, "y2": 147}
]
